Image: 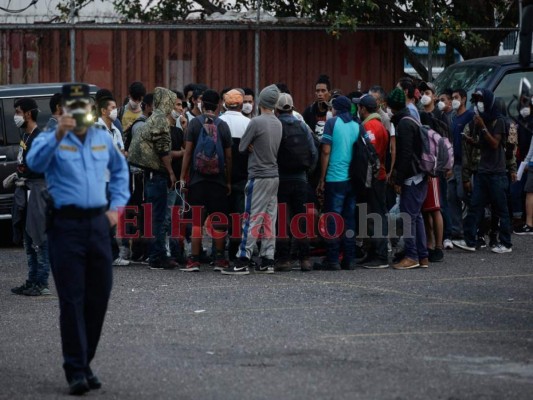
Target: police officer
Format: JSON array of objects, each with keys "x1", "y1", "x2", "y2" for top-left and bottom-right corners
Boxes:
[{"x1": 26, "y1": 83, "x2": 130, "y2": 395}]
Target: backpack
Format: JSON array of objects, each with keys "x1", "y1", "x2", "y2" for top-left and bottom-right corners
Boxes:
[
  {"x1": 193, "y1": 115, "x2": 225, "y2": 175},
  {"x1": 277, "y1": 119, "x2": 313, "y2": 172},
  {"x1": 349, "y1": 123, "x2": 380, "y2": 194},
  {"x1": 402, "y1": 116, "x2": 454, "y2": 176},
  {"x1": 123, "y1": 117, "x2": 145, "y2": 152}
]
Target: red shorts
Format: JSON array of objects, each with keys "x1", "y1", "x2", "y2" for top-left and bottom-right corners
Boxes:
[{"x1": 423, "y1": 176, "x2": 441, "y2": 212}]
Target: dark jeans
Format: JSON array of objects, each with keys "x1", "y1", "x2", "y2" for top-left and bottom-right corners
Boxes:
[
  {"x1": 276, "y1": 179, "x2": 310, "y2": 261},
  {"x1": 165, "y1": 188, "x2": 183, "y2": 258},
  {"x1": 447, "y1": 164, "x2": 464, "y2": 238},
  {"x1": 464, "y1": 173, "x2": 512, "y2": 248},
  {"x1": 228, "y1": 180, "x2": 246, "y2": 261},
  {"x1": 48, "y1": 213, "x2": 113, "y2": 382},
  {"x1": 400, "y1": 178, "x2": 429, "y2": 261},
  {"x1": 324, "y1": 180, "x2": 356, "y2": 265},
  {"x1": 24, "y1": 230, "x2": 50, "y2": 286},
  {"x1": 365, "y1": 179, "x2": 388, "y2": 260},
  {"x1": 144, "y1": 173, "x2": 169, "y2": 263},
  {"x1": 439, "y1": 172, "x2": 452, "y2": 240}
]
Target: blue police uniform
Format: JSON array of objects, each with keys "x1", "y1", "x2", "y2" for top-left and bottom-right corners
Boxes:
[{"x1": 26, "y1": 124, "x2": 129, "y2": 386}]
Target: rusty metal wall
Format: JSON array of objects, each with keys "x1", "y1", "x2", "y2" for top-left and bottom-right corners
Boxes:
[{"x1": 0, "y1": 28, "x2": 403, "y2": 111}]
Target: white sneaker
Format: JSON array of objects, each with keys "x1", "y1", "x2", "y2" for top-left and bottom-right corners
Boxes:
[
  {"x1": 491, "y1": 244, "x2": 512, "y2": 254},
  {"x1": 452, "y1": 240, "x2": 476, "y2": 252},
  {"x1": 443, "y1": 239, "x2": 454, "y2": 250},
  {"x1": 113, "y1": 257, "x2": 131, "y2": 266}
]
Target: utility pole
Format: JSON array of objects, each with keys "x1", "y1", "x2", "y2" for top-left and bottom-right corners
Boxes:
[
  {"x1": 427, "y1": 0, "x2": 433, "y2": 82},
  {"x1": 254, "y1": 0, "x2": 261, "y2": 101},
  {"x1": 69, "y1": 0, "x2": 76, "y2": 82}
]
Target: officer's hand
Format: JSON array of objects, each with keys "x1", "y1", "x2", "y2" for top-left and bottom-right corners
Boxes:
[
  {"x1": 56, "y1": 114, "x2": 76, "y2": 141},
  {"x1": 106, "y1": 210, "x2": 118, "y2": 228}
]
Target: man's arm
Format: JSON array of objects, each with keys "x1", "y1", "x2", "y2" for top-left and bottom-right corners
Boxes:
[
  {"x1": 180, "y1": 141, "x2": 194, "y2": 184},
  {"x1": 239, "y1": 122, "x2": 255, "y2": 153},
  {"x1": 317, "y1": 144, "x2": 331, "y2": 193}
]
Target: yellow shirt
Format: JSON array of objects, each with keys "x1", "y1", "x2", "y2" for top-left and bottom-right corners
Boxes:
[{"x1": 121, "y1": 107, "x2": 143, "y2": 131}]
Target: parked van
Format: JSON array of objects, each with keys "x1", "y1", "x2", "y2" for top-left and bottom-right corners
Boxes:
[
  {"x1": 434, "y1": 54, "x2": 533, "y2": 117},
  {"x1": 0, "y1": 83, "x2": 98, "y2": 235}
]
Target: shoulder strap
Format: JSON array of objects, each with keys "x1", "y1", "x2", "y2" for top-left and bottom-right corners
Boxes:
[{"x1": 401, "y1": 115, "x2": 421, "y2": 127}]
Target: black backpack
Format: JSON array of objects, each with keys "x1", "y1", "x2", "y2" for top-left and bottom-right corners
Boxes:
[
  {"x1": 349, "y1": 124, "x2": 381, "y2": 197},
  {"x1": 277, "y1": 119, "x2": 313, "y2": 172},
  {"x1": 123, "y1": 117, "x2": 145, "y2": 152}
]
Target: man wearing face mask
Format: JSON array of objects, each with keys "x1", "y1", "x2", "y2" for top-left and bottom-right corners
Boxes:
[
  {"x1": 96, "y1": 98, "x2": 124, "y2": 152},
  {"x1": 186, "y1": 88, "x2": 205, "y2": 122},
  {"x1": 10, "y1": 98, "x2": 51, "y2": 297},
  {"x1": 514, "y1": 94, "x2": 533, "y2": 234},
  {"x1": 453, "y1": 88, "x2": 513, "y2": 254},
  {"x1": 119, "y1": 81, "x2": 146, "y2": 131},
  {"x1": 242, "y1": 87, "x2": 255, "y2": 118},
  {"x1": 26, "y1": 83, "x2": 129, "y2": 395},
  {"x1": 128, "y1": 87, "x2": 179, "y2": 270},
  {"x1": 447, "y1": 89, "x2": 475, "y2": 242}
]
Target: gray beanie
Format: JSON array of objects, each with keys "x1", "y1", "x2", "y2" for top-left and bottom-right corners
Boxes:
[{"x1": 258, "y1": 84, "x2": 280, "y2": 110}]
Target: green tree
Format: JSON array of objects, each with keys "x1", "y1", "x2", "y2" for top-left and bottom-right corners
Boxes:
[{"x1": 58, "y1": 0, "x2": 519, "y2": 79}]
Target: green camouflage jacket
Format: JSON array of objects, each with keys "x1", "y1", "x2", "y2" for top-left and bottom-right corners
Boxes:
[{"x1": 127, "y1": 87, "x2": 177, "y2": 172}]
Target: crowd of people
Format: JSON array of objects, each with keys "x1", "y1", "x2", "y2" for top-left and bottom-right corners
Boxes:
[{"x1": 10, "y1": 73, "x2": 533, "y2": 291}]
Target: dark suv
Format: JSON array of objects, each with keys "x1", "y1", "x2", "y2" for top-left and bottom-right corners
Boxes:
[
  {"x1": 0, "y1": 83, "x2": 98, "y2": 233},
  {"x1": 434, "y1": 54, "x2": 533, "y2": 117}
]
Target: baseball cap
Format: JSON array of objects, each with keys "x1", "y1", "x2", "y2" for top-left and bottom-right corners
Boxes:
[
  {"x1": 352, "y1": 94, "x2": 377, "y2": 111},
  {"x1": 62, "y1": 83, "x2": 91, "y2": 107},
  {"x1": 276, "y1": 93, "x2": 294, "y2": 111},
  {"x1": 419, "y1": 81, "x2": 436, "y2": 93},
  {"x1": 224, "y1": 89, "x2": 244, "y2": 107}
]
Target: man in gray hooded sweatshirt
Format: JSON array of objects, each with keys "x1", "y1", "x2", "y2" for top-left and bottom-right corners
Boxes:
[{"x1": 222, "y1": 84, "x2": 282, "y2": 275}]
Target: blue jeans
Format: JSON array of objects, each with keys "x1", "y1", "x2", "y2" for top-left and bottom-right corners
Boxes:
[
  {"x1": 164, "y1": 188, "x2": 182, "y2": 258},
  {"x1": 144, "y1": 173, "x2": 169, "y2": 263},
  {"x1": 447, "y1": 164, "x2": 464, "y2": 238},
  {"x1": 24, "y1": 230, "x2": 50, "y2": 286},
  {"x1": 463, "y1": 173, "x2": 512, "y2": 248},
  {"x1": 324, "y1": 180, "x2": 356, "y2": 265},
  {"x1": 400, "y1": 178, "x2": 429, "y2": 261}
]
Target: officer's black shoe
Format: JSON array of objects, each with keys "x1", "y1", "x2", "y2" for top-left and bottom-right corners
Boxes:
[
  {"x1": 87, "y1": 374, "x2": 102, "y2": 390},
  {"x1": 68, "y1": 378, "x2": 90, "y2": 396}
]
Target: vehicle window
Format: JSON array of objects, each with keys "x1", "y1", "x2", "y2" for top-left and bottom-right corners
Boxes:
[
  {"x1": 493, "y1": 70, "x2": 533, "y2": 119},
  {"x1": 434, "y1": 64, "x2": 495, "y2": 98},
  {"x1": 3, "y1": 97, "x2": 53, "y2": 145}
]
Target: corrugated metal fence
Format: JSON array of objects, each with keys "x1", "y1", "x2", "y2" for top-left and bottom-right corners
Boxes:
[{"x1": 0, "y1": 26, "x2": 404, "y2": 110}]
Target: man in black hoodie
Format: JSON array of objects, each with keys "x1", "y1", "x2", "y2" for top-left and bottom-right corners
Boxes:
[{"x1": 387, "y1": 88, "x2": 429, "y2": 270}]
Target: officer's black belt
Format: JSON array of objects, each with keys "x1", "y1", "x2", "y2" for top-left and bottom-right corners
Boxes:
[{"x1": 54, "y1": 205, "x2": 106, "y2": 219}]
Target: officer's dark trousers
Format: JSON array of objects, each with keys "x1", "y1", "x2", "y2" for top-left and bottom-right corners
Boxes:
[{"x1": 48, "y1": 213, "x2": 113, "y2": 382}]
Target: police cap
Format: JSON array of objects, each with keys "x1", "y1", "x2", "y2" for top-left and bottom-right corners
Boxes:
[{"x1": 62, "y1": 83, "x2": 91, "y2": 107}]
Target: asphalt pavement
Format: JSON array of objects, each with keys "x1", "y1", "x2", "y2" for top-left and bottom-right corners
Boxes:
[{"x1": 1, "y1": 235, "x2": 533, "y2": 399}]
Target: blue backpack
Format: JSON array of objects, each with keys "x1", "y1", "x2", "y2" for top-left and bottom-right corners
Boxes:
[{"x1": 193, "y1": 115, "x2": 225, "y2": 175}]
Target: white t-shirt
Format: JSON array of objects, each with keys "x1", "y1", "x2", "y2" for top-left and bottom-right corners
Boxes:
[{"x1": 219, "y1": 110, "x2": 250, "y2": 139}]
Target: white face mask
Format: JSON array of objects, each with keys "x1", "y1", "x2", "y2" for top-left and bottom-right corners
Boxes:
[
  {"x1": 171, "y1": 110, "x2": 180, "y2": 120},
  {"x1": 520, "y1": 107, "x2": 531, "y2": 118},
  {"x1": 129, "y1": 99, "x2": 141, "y2": 111},
  {"x1": 476, "y1": 102, "x2": 485, "y2": 113},
  {"x1": 386, "y1": 107, "x2": 393, "y2": 118},
  {"x1": 420, "y1": 94, "x2": 432, "y2": 106},
  {"x1": 326, "y1": 111, "x2": 333, "y2": 120},
  {"x1": 452, "y1": 99, "x2": 461, "y2": 110},
  {"x1": 242, "y1": 103, "x2": 253, "y2": 115},
  {"x1": 437, "y1": 101, "x2": 446, "y2": 111},
  {"x1": 14, "y1": 115, "x2": 25, "y2": 128},
  {"x1": 109, "y1": 109, "x2": 118, "y2": 121},
  {"x1": 197, "y1": 102, "x2": 203, "y2": 113}
]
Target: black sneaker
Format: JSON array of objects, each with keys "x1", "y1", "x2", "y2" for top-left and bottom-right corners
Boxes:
[
  {"x1": 514, "y1": 224, "x2": 533, "y2": 235},
  {"x1": 428, "y1": 248, "x2": 444, "y2": 262},
  {"x1": 23, "y1": 284, "x2": 51, "y2": 296},
  {"x1": 69, "y1": 378, "x2": 90, "y2": 396},
  {"x1": 150, "y1": 258, "x2": 178, "y2": 270},
  {"x1": 221, "y1": 258, "x2": 250, "y2": 275},
  {"x1": 313, "y1": 261, "x2": 341, "y2": 271},
  {"x1": 476, "y1": 236, "x2": 487, "y2": 249},
  {"x1": 11, "y1": 281, "x2": 33, "y2": 295},
  {"x1": 362, "y1": 259, "x2": 390, "y2": 269},
  {"x1": 256, "y1": 257, "x2": 275, "y2": 274}
]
